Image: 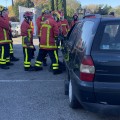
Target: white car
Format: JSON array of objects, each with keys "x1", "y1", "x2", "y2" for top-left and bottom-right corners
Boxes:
[{"x1": 11, "y1": 22, "x2": 21, "y2": 37}]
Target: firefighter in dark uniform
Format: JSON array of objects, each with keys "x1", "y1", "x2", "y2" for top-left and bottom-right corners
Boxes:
[
  {"x1": 36, "y1": 11, "x2": 48, "y2": 66},
  {"x1": 21, "y1": 11, "x2": 34, "y2": 71},
  {"x1": 0, "y1": 5, "x2": 12, "y2": 69},
  {"x1": 4, "y1": 7, "x2": 19, "y2": 62},
  {"x1": 70, "y1": 13, "x2": 79, "y2": 28},
  {"x1": 34, "y1": 10, "x2": 62, "y2": 74}
]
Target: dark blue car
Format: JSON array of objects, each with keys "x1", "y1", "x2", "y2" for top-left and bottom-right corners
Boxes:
[{"x1": 63, "y1": 15, "x2": 120, "y2": 114}]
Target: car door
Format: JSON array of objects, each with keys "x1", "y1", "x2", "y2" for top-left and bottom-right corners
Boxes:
[
  {"x1": 63, "y1": 23, "x2": 82, "y2": 67},
  {"x1": 92, "y1": 20, "x2": 120, "y2": 105},
  {"x1": 70, "y1": 20, "x2": 96, "y2": 102},
  {"x1": 72, "y1": 21, "x2": 95, "y2": 78}
]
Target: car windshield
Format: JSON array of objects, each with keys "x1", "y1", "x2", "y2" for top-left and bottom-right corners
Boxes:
[{"x1": 100, "y1": 22, "x2": 120, "y2": 50}]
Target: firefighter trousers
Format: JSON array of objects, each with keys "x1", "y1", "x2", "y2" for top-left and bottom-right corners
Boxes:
[
  {"x1": 23, "y1": 47, "x2": 33, "y2": 69},
  {"x1": 0, "y1": 44, "x2": 10, "y2": 66},
  {"x1": 35, "y1": 49, "x2": 59, "y2": 71},
  {"x1": 9, "y1": 42, "x2": 14, "y2": 54}
]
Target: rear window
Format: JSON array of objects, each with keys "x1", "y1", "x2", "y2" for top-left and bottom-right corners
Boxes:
[{"x1": 100, "y1": 22, "x2": 120, "y2": 50}]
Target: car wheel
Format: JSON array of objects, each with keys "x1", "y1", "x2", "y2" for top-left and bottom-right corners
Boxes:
[
  {"x1": 69, "y1": 80, "x2": 79, "y2": 109},
  {"x1": 64, "y1": 68, "x2": 70, "y2": 95}
]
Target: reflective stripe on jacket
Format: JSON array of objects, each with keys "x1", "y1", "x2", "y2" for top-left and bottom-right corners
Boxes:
[
  {"x1": 0, "y1": 16, "x2": 11, "y2": 44},
  {"x1": 61, "y1": 19, "x2": 70, "y2": 37},
  {"x1": 39, "y1": 18, "x2": 59, "y2": 50},
  {"x1": 21, "y1": 20, "x2": 33, "y2": 48}
]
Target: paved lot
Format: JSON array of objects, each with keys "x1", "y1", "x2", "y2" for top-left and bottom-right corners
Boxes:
[{"x1": 0, "y1": 37, "x2": 120, "y2": 120}]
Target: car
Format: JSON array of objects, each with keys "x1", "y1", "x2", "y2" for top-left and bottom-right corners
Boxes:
[
  {"x1": 63, "y1": 14, "x2": 120, "y2": 114},
  {"x1": 11, "y1": 22, "x2": 21, "y2": 37}
]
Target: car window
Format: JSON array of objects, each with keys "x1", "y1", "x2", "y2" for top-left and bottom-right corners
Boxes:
[
  {"x1": 68, "y1": 23, "x2": 82, "y2": 47},
  {"x1": 100, "y1": 23, "x2": 120, "y2": 50},
  {"x1": 75, "y1": 21, "x2": 94, "y2": 51}
]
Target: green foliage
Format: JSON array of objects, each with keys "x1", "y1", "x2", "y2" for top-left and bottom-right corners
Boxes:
[
  {"x1": 13, "y1": 0, "x2": 34, "y2": 18},
  {"x1": 94, "y1": 5, "x2": 112, "y2": 15},
  {"x1": 114, "y1": 6, "x2": 120, "y2": 16},
  {"x1": 66, "y1": 0, "x2": 81, "y2": 17}
]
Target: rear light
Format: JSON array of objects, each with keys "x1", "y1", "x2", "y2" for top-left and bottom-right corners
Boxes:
[{"x1": 80, "y1": 56, "x2": 95, "y2": 82}]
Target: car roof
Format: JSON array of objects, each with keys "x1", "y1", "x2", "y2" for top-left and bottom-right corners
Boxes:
[{"x1": 78, "y1": 14, "x2": 120, "y2": 23}]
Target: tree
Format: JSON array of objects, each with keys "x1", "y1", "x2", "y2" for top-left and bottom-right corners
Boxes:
[
  {"x1": 13, "y1": 1, "x2": 26, "y2": 18},
  {"x1": 114, "y1": 6, "x2": 120, "y2": 16},
  {"x1": 8, "y1": 6, "x2": 15, "y2": 17},
  {"x1": 94, "y1": 5, "x2": 112, "y2": 15},
  {"x1": 66, "y1": 0, "x2": 81, "y2": 17}
]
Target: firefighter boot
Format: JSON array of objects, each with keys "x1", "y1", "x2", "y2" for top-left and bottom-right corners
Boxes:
[
  {"x1": 0, "y1": 64, "x2": 9, "y2": 69},
  {"x1": 6, "y1": 62, "x2": 14, "y2": 66},
  {"x1": 24, "y1": 66, "x2": 35, "y2": 71},
  {"x1": 10, "y1": 53, "x2": 19, "y2": 61},
  {"x1": 53, "y1": 69, "x2": 62, "y2": 75},
  {"x1": 34, "y1": 66, "x2": 43, "y2": 71}
]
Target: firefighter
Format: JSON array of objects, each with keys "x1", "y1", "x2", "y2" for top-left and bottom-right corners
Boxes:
[
  {"x1": 36, "y1": 11, "x2": 48, "y2": 66},
  {"x1": 70, "y1": 13, "x2": 79, "y2": 28},
  {"x1": 30, "y1": 19, "x2": 36, "y2": 59},
  {"x1": 4, "y1": 7, "x2": 19, "y2": 62},
  {"x1": 21, "y1": 11, "x2": 35, "y2": 71},
  {"x1": 0, "y1": 5, "x2": 12, "y2": 69},
  {"x1": 34, "y1": 10, "x2": 62, "y2": 74},
  {"x1": 52, "y1": 11, "x2": 66, "y2": 71},
  {"x1": 60, "y1": 11, "x2": 70, "y2": 37}
]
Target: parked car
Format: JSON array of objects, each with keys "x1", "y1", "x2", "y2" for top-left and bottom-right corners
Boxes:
[
  {"x1": 11, "y1": 22, "x2": 21, "y2": 37},
  {"x1": 63, "y1": 14, "x2": 120, "y2": 114}
]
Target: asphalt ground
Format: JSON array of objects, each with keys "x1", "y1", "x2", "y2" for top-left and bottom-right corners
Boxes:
[{"x1": 0, "y1": 37, "x2": 120, "y2": 120}]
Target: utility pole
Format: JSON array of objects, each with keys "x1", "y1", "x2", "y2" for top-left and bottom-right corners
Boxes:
[
  {"x1": 62, "y1": 0, "x2": 67, "y2": 18},
  {"x1": 27, "y1": 0, "x2": 30, "y2": 8},
  {"x1": 51, "y1": 0, "x2": 54, "y2": 11},
  {"x1": 12, "y1": 0, "x2": 14, "y2": 6},
  {"x1": 56, "y1": 0, "x2": 58, "y2": 10}
]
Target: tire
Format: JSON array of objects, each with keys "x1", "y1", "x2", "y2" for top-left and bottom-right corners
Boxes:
[
  {"x1": 64, "y1": 79, "x2": 69, "y2": 95},
  {"x1": 69, "y1": 80, "x2": 79, "y2": 109},
  {"x1": 64, "y1": 68, "x2": 70, "y2": 95}
]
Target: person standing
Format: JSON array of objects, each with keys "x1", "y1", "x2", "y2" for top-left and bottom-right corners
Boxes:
[
  {"x1": 21, "y1": 11, "x2": 35, "y2": 71},
  {"x1": 60, "y1": 11, "x2": 70, "y2": 37},
  {"x1": 4, "y1": 7, "x2": 19, "y2": 62},
  {"x1": 0, "y1": 5, "x2": 12, "y2": 69},
  {"x1": 70, "y1": 13, "x2": 79, "y2": 28},
  {"x1": 36, "y1": 12, "x2": 48, "y2": 66},
  {"x1": 34, "y1": 10, "x2": 62, "y2": 74}
]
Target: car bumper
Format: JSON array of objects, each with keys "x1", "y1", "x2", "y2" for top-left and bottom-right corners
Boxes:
[
  {"x1": 82, "y1": 102, "x2": 120, "y2": 115},
  {"x1": 71, "y1": 70, "x2": 120, "y2": 115}
]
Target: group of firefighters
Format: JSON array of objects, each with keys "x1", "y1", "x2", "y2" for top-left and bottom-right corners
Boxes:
[{"x1": 0, "y1": 5, "x2": 79, "y2": 75}]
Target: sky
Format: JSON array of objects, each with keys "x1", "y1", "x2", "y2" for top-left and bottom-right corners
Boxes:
[
  {"x1": 0, "y1": 0, "x2": 120, "y2": 7},
  {"x1": 78, "y1": 0, "x2": 120, "y2": 7},
  {"x1": 0, "y1": 0, "x2": 12, "y2": 7}
]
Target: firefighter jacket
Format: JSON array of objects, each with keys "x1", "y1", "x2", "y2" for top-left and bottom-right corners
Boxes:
[
  {"x1": 21, "y1": 20, "x2": 34, "y2": 48},
  {"x1": 4, "y1": 14, "x2": 13, "y2": 41},
  {"x1": 70, "y1": 20, "x2": 78, "y2": 28},
  {"x1": 39, "y1": 18, "x2": 59, "y2": 50},
  {"x1": 0, "y1": 16, "x2": 11, "y2": 44},
  {"x1": 36, "y1": 15, "x2": 44, "y2": 37},
  {"x1": 61, "y1": 19, "x2": 70, "y2": 37},
  {"x1": 30, "y1": 21, "x2": 34, "y2": 34}
]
